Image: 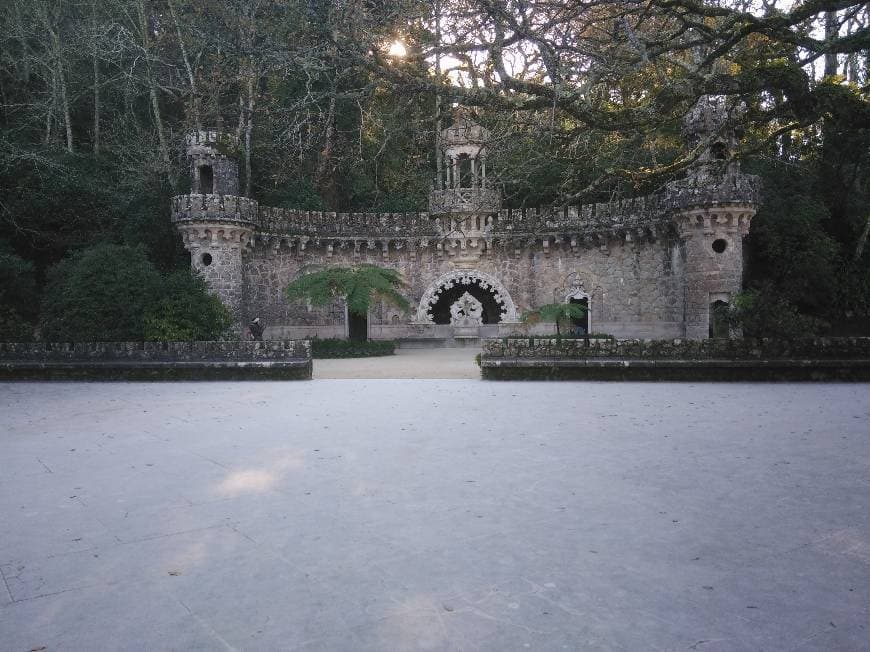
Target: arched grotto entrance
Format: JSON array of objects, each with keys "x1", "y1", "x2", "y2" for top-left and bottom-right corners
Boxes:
[{"x1": 414, "y1": 270, "x2": 519, "y2": 325}]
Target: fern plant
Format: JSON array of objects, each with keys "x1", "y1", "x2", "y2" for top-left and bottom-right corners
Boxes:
[
  {"x1": 285, "y1": 265, "x2": 410, "y2": 320},
  {"x1": 522, "y1": 302, "x2": 588, "y2": 336}
]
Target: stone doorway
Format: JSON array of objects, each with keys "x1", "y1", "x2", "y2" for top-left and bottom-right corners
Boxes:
[
  {"x1": 348, "y1": 311, "x2": 368, "y2": 341},
  {"x1": 569, "y1": 297, "x2": 590, "y2": 334},
  {"x1": 709, "y1": 300, "x2": 730, "y2": 338}
]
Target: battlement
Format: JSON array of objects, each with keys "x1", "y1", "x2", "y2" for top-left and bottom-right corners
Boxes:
[
  {"x1": 170, "y1": 171, "x2": 758, "y2": 244},
  {"x1": 662, "y1": 170, "x2": 760, "y2": 211},
  {"x1": 171, "y1": 194, "x2": 258, "y2": 226},
  {"x1": 185, "y1": 130, "x2": 240, "y2": 150},
  {"x1": 257, "y1": 207, "x2": 436, "y2": 238}
]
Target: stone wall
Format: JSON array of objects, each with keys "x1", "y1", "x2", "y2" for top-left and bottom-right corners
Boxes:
[
  {"x1": 481, "y1": 337, "x2": 870, "y2": 360},
  {"x1": 0, "y1": 340, "x2": 310, "y2": 361},
  {"x1": 0, "y1": 341, "x2": 312, "y2": 380},
  {"x1": 169, "y1": 162, "x2": 760, "y2": 341},
  {"x1": 240, "y1": 235, "x2": 687, "y2": 340}
]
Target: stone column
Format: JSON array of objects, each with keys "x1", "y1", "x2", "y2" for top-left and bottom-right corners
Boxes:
[{"x1": 675, "y1": 206, "x2": 754, "y2": 339}]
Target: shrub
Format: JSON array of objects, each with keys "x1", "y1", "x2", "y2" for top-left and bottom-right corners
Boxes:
[
  {"x1": 731, "y1": 288, "x2": 828, "y2": 338},
  {"x1": 143, "y1": 271, "x2": 233, "y2": 341},
  {"x1": 0, "y1": 244, "x2": 37, "y2": 340},
  {"x1": 40, "y1": 244, "x2": 163, "y2": 341},
  {"x1": 39, "y1": 244, "x2": 232, "y2": 342},
  {"x1": 0, "y1": 306, "x2": 33, "y2": 342},
  {"x1": 310, "y1": 338, "x2": 396, "y2": 358}
]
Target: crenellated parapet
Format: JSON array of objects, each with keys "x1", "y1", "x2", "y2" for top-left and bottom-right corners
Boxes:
[
  {"x1": 171, "y1": 194, "x2": 259, "y2": 227},
  {"x1": 257, "y1": 208, "x2": 436, "y2": 238}
]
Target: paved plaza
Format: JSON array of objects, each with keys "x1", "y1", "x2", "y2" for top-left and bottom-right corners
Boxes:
[{"x1": 1, "y1": 377, "x2": 869, "y2": 651}]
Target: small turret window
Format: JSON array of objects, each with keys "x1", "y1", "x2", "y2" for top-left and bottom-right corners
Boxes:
[
  {"x1": 711, "y1": 142, "x2": 727, "y2": 160},
  {"x1": 199, "y1": 165, "x2": 214, "y2": 194},
  {"x1": 201, "y1": 252, "x2": 213, "y2": 266},
  {"x1": 712, "y1": 238, "x2": 728, "y2": 253},
  {"x1": 458, "y1": 154, "x2": 472, "y2": 188}
]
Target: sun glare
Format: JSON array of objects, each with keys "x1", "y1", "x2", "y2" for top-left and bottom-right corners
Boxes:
[{"x1": 387, "y1": 39, "x2": 407, "y2": 58}]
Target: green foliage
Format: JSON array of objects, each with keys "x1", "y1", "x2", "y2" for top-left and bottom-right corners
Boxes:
[
  {"x1": 39, "y1": 244, "x2": 231, "y2": 342},
  {"x1": 731, "y1": 288, "x2": 829, "y2": 339},
  {"x1": 143, "y1": 271, "x2": 233, "y2": 342},
  {"x1": 0, "y1": 243, "x2": 37, "y2": 322},
  {"x1": 286, "y1": 265, "x2": 409, "y2": 319},
  {"x1": 522, "y1": 302, "x2": 588, "y2": 336},
  {"x1": 40, "y1": 244, "x2": 163, "y2": 341},
  {"x1": 744, "y1": 161, "x2": 841, "y2": 313},
  {"x1": 310, "y1": 338, "x2": 395, "y2": 358},
  {"x1": 0, "y1": 306, "x2": 33, "y2": 342},
  {"x1": 256, "y1": 178, "x2": 326, "y2": 211}
]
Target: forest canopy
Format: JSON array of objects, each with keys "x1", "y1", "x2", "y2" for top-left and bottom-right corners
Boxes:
[{"x1": 0, "y1": 0, "x2": 868, "y2": 337}]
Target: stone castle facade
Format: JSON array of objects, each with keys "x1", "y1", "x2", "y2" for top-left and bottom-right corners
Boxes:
[{"x1": 171, "y1": 97, "x2": 759, "y2": 341}]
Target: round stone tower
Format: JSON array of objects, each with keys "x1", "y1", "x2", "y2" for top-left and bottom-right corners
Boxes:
[
  {"x1": 171, "y1": 130, "x2": 257, "y2": 321},
  {"x1": 670, "y1": 96, "x2": 759, "y2": 339}
]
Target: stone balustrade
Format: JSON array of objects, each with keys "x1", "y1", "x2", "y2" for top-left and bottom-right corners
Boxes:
[{"x1": 429, "y1": 187, "x2": 502, "y2": 215}]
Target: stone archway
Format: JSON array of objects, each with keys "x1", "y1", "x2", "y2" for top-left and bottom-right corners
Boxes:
[{"x1": 414, "y1": 270, "x2": 518, "y2": 324}]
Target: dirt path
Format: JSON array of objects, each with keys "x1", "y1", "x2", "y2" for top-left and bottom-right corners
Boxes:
[{"x1": 313, "y1": 347, "x2": 481, "y2": 379}]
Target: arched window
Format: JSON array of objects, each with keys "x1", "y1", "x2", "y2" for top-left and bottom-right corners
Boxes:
[
  {"x1": 458, "y1": 154, "x2": 472, "y2": 188},
  {"x1": 711, "y1": 142, "x2": 728, "y2": 161}
]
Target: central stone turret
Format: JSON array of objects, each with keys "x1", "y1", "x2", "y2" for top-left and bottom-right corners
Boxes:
[{"x1": 429, "y1": 112, "x2": 500, "y2": 217}]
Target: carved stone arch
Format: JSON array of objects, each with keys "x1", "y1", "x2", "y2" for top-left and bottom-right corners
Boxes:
[
  {"x1": 560, "y1": 270, "x2": 600, "y2": 334},
  {"x1": 414, "y1": 269, "x2": 518, "y2": 323}
]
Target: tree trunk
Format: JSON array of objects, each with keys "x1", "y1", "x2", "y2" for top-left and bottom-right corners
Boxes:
[
  {"x1": 92, "y1": 7, "x2": 100, "y2": 154},
  {"x1": 139, "y1": 1, "x2": 172, "y2": 185},
  {"x1": 168, "y1": 0, "x2": 200, "y2": 129},
  {"x1": 315, "y1": 93, "x2": 336, "y2": 184},
  {"x1": 244, "y1": 73, "x2": 255, "y2": 197},
  {"x1": 46, "y1": 25, "x2": 73, "y2": 152},
  {"x1": 45, "y1": 68, "x2": 56, "y2": 145},
  {"x1": 824, "y1": 11, "x2": 839, "y2": 77},
  {"x1": 855, "y1": 215, "x2": 870, "y2": 261}
]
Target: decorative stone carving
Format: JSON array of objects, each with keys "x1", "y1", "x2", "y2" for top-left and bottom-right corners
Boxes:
[
  {"x1": 449, "y1": 292, "x2": 484, "y2": 327},
  {"x1": 414, "y1": 269, "x2": 519, "y2": 323}
]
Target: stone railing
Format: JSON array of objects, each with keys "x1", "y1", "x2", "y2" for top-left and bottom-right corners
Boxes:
[
  {"x1": 482, "y1": 337, "x2": 870, "y2": 360},
  {"x1": 0, "y1": 340, "x2": 311, "y2": 361},
  {"x1": 171, "y1": 194, "x2": 259, "y2": 226},
  {"x1": 429, "y1": 187, "x2": 501, "y2": 215},
  {"x1": 0, "y1": 340, "x2": 312, "y2": 380},
  {"x1": 256, "y1": 208, "x2": 437, "y2": 238}
]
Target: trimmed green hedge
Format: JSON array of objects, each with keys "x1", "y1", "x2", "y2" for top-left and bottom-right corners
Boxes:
[{"x1": 311, "y1": 338, "x2": 396, "y2": 358}]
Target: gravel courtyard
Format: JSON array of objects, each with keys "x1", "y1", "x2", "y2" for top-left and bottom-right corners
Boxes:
[{"x1": 1, "y1": 379, "x2": 868, "y2": 651}]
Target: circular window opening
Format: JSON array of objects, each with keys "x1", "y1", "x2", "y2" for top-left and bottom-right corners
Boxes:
[
  {"x1": 711, "y1": 239, "x2": 728, "y2": 254},
  {"x1": 201, "y1": 252, "x2": 213, "y2": 266}
]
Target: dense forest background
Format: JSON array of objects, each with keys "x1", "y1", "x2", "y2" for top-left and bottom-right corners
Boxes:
[{"x1": 1, "y1": 0, "x2": 868, "y2": 340}]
